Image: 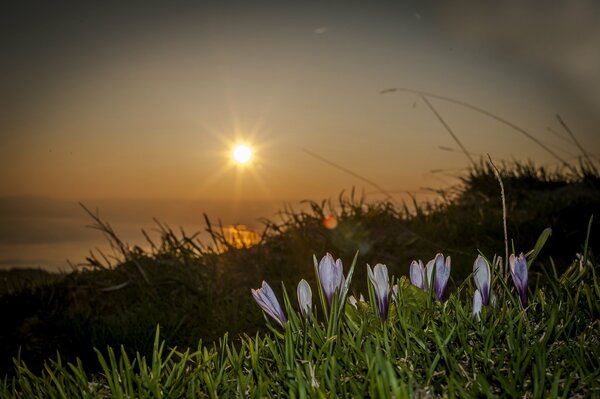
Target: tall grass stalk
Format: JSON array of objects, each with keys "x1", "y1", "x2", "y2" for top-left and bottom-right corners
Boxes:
[
  {"x1": 380, "y1": 88, "x2": 577, "y2": 171},
  {"x1": 487, "y1": 155, "x2": 509, "y2": 279}
]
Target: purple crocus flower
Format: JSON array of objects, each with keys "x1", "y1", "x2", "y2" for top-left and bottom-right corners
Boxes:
[
  {"x1": 411, "y1": 254, "x2": 450, "y2": 300},
  {"x1": 473, "y1": 256, "x2": 491, "y2": 305},
  {"x1": 367, "y1": 263, "x2": 390, "y2": 320},
  {"x1": 251, "y1": 281, "x2": 287, "y2": 327},
  {"x1": 318, "y1": 253, "x2": 345, "y2": 307},
  {"x1": 409, "y1": 260, "x2": 426, "y2": 290},
  {"x1": 510, "y1": 253, "x2": 529, "y2": 308},
  {"x1": 297, "y1": 279, "x2": 312, "y2": 318},
  {"x1": 430, "y1": 253, "x2": 451, "y2": 300}
]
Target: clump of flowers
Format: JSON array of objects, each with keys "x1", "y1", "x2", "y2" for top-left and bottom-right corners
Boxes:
[
  {"x1": 252, "y1": 249, "x2": 534, "y2": 329},
  {"x1": 409, "y1": 253, "x2": 451, "y2": 300}
]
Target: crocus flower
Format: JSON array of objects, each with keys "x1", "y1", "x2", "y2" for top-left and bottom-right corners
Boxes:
[
  {"x1": 251, "y1": 281, "x2": 287, "y2": 327},
  {"x1": 348, "y1": 295, "x2": 358, "y2": 309},
  {"x1": 473, "y1": 289, "x2": 483, "y2": 319},
  {"x1": 411, "y1": 255, "x2": 450, "y2": 300},
  {"x1": 392, "y1": 284, "x2": 398, "y2": 298},
  {"x1": 348, "y1": 293, "x2": 366, "y2": 309},
  {"x1": 318, "y1": 253, "x2": 345, "y2": 307},
  {"x1": 297, "y1": 279, "x2": 312, "y2": 318},
  {"x1": 510, "y1": 253, "x2": 529, "y2": 308},
  {"x1": 428, "y1": 253, "x2": 451, "y2": 300},
  {"x1": 473, "y1": 256, "x2": 491, "y2": 305},
  {"x1": 409, "y1": 260, "x2": 426, "y2": 290},
  {"x1": 367, "y1": 263, "x2": 390, "y2": 320}
]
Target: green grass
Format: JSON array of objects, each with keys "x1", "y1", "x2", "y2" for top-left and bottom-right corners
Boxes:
[
  {"x1": 0, "y1": 161, "x2": 598, "y2": 397},
  {"x1": 1, "y1": 232, "x2": 598, "y2": 398}
]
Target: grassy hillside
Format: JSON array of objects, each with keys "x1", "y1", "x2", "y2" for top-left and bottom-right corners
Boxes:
[
  {"x1": 0, "y1": 162, "x2": 598, "y2": 379},
  {"x1": 2, "y1": 250, "x2": 598, "y2": 397}
]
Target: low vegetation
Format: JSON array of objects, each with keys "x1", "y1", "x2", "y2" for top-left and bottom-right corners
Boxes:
[{"x1": 0, "y1": 162, "x2": 598, "y2": 397}]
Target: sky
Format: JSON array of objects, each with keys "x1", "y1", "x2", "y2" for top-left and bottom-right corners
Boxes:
[{"x1": 1, "y1": 1, "x2": 599, "y2": 270}]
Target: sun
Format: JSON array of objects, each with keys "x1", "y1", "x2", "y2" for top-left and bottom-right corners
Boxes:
[{"x1": 232, "y1": 144, "x2": 253, "y2": 165}]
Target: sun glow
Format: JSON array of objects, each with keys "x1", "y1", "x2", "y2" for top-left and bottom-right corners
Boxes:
[
  {"x1": 232, "y1": 144, "x2": 253, "y2": 165},
  {"x1": 194, "y1": 125, "x2": 272, "y2": 201}
]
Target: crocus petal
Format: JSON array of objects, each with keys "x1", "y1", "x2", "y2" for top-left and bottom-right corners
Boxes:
[
  {"x1": 251, "y1": 281, "x2": 287, "y2": 327},
  {"x1": 318, "y1": 253, "x2": 337, "y2": 306},
  {"x1": 425, "y1": 259, "x2": 435, "y2": 291},
  {"x1": 510, "y1": 253, "x2": 528, "y2": 308},
  {"x1": 509, "y1": 254, "x2": 520, "y2": 287},
  {"x1": 336, "y1": 258, "x2": 346, "y2": 295},
  {"x1": 367, "y1": 263, "x2": 390, "y2": 320},
  {"x1": 473, "y1": 289, "x2": 483, "y2": 319},
  {"x1": 473, "y1": 256, "x2": 491, "y2": 305},
  {"x1": 391, "y1": 284, "x2": 399, "y2": 304},
  {"x1": 297, "y1": 279, "x2": 312, "y2": 318},
  {"x1": 410, "y1": 260, "x2": 425, "y2": 290},
  {"x1": 434, "y1": 254, "x2": 451, "y2": 300},
  {"x1": 515, "y1": 254, "x2": 528, "y2": 291},
  {"x1": 348, "y1": 295, "x2": 358, "y2": 309},
  {"x1": 251, "y1": 286, "x2": 279, "y2": 322},
  {"x1": 258, "y1": 281, "x2": 287, "y2": 325}
]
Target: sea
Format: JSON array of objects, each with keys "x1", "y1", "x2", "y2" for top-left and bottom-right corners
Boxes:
[{"x1": 0, "y1": 196, "x2": 290, "y2": 272}]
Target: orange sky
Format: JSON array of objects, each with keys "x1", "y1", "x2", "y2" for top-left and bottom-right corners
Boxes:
[
  {"x1": 1, "y1": 1, "x2": 599, "y2": 270},
  {"x1": 2, "y1": 1, "x2": 599, "y2": 203}
]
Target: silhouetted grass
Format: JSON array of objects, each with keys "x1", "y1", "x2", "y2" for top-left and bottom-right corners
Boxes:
[
  {"x1": 0, "y1": 161, "x2": 597, "y2": 384},
  {"x1": 1, "y1": 221, "x2": 598, "y2": 397}
]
